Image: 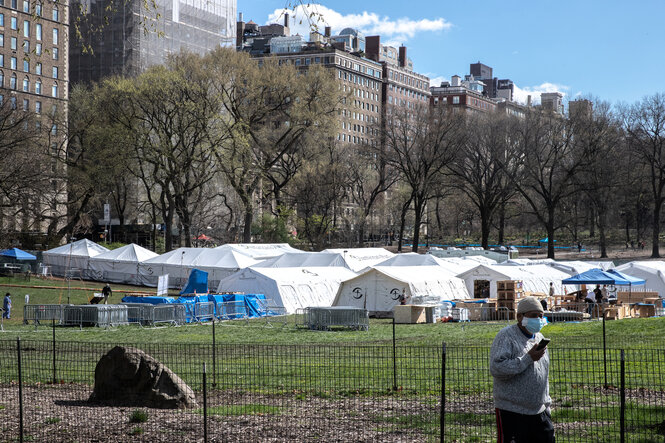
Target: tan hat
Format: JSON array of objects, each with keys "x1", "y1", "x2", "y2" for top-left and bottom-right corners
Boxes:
[{"x1": 517, "y1": 296, "x2": 544, "y2": 314}]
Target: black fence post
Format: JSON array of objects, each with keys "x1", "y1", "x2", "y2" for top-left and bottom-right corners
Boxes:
[
  {"x1": 203, "y1": 362, "x2": 208, "y2": 443},
  {"x1": 52, "y1": 319, "x2": 57, "y2": 384},
  {"x1": 392, "y1": 317, "x2": 397, "y2": 391},
  {"x1": 440, "y1": 342, "x2": 446, "y2": 443},
  {"x1": 17, "y1": 337, "x2": 24, "y2": 443},
  {"x1": 620, "y1": 349, "x2": 625, "y2": 443},
  {"x1": 602, "y1": 314, "x2": 607, "y2": 387},
  {"x1": 212, "y1": 317, "x2": 217, "y2": 387}
]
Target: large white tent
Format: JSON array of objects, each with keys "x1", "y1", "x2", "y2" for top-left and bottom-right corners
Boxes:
[
  {"x1": 374, "y1": 253, "x2": 491, "y2": 276},
  {"x1": 457, "y1": 264, "x2": 570, "y2": 299},
  {"x1": 88, "y1": 243, "x2": 158, "y2": 285},
  {"x1": 323, "y1": 248, "x2": 394, "y2": 272},
  {"x1": 215, "y1": 243, "x2": 302, "y2": 259},
  {"x1": 333, "y1": 265, "x2": 471, "y2": 316},
  {"x1": 139, "y1": 248, "x2": 260, "y2": 288},
  {"x1": 217, "y1": 266, "x2": 357, "y2": 313},
  {"x1": 615, "y1": 261, "x2": 665, "y2": 297},
  {"x1": 42, "y1": 239, "x2": 109, "y2": 278},
  {"x1": 252, "y1": 252, "x2": 351, "y2": 269}
]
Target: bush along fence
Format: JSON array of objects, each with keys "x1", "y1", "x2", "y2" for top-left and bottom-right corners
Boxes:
[{"x1": 0, "y1": 338, "x2": 664, "y2": 442}]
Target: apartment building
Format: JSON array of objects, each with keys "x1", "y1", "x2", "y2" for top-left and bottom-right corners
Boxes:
[
  {"x1": 0, "y1": 0, "x2": 69, "y2": 243},
  {"x1": 430, "y1": 75, "x2": 497, "y2": 113}
]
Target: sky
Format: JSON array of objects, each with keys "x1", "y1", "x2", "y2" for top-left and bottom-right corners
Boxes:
[{"x1": 236, "y1": 0, "x2": 665, "y2": 106}]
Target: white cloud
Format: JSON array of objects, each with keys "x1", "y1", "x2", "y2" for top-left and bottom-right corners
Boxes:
[
  {"x1": 513, "y1": 82, "x2": 570, "y2": 105},
  {"x1": 428, "y1": 75, "x2": 449, "y2": 87},
  {"x1": 266, "y1": 4, "x2": 451, "y2": 46}
]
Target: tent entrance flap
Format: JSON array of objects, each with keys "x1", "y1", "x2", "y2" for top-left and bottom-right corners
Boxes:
[{"x1": 473, "y1": 280, "x2": 490, "y2": 298}]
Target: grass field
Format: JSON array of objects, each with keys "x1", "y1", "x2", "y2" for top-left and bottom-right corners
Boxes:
[{"x1": 1, "y1": 276, "x2": 664, "y2": 349}]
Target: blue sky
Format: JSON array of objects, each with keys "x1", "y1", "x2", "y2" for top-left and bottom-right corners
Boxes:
[{"x1": 237, "y1": 0, "x2": 665, "y2": 106}]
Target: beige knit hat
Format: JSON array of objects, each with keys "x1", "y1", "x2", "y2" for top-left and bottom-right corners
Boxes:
[{"x1": 517, "y1": 296, "x2": 544, "y2": 314}]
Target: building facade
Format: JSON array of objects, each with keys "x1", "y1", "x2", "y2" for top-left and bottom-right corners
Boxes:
[
  {"x1": 0, "y1": 0, "x2": 69, "y2": 244},
  {"x1": 430, "y1": 75, "x2": 497, "y2": 113},
  {"x1": 69, "y1": 0, "x2": 236, "y2": 83}
]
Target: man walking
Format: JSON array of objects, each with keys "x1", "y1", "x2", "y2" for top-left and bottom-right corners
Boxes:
[
  {"x1": 490, "y1": 296, "x2": 554, "y2": 442},
  {"x1": 2, "y1": 292, "x2": 11, "y2": 319}
]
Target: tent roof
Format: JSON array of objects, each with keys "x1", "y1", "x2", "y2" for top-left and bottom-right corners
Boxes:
[
  {"x1": 374, "y1": 253, "x2": 445, "y2": 267},
  {"x1": 252, "y1": 252, "x2": 349, "y2": 269},
  {"x1": 322, "y1": 248, "x2": 394, "y2": 272},
  {"x1": 244, "y1": 266, "x2": 357, "y2": 283},
  {"x1": 214, "y1": 243, "x2": 303, "y2": 259},
  {"x1": 457, "y1": 263, "x2": 570, "y2": 281},
  {"x1": 90, "y1": 243, "x2": 158, "y2": 262},
  {"x1": 562, "y1": 268, "x2": 643, "y2": 285},
  {"x1": 144, "y1": 247, "x2": 260, "y2": 268},
  {"x1": 606, "y1": 269, "x2": 646, "y2": 285},
  {"x1": 370, "y1": 265, "x2": 458, "y2": 282},
  {"x1": 43, "y1": 239, "x2": 109, "y2": 258},
  {"x1": 0, "y1": 248, "x2": 36, "y2": 260},
  {"x1": 616, "y1": 261, "x2": 665, "y2": 273}
]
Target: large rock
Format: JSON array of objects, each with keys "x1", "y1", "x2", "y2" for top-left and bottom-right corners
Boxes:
[{"x1": 89, "y1": 346, "x2": 198, "y2": 409}]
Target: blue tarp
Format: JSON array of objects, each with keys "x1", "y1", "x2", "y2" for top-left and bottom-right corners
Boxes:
[
  {"x1": 538, "y1": 238, "x2": 557, "y2": 243},
  {"x1": 244, "y1": 294, "x2": 267, "y2": 316},
  {"x1": 180, "y1": 269, "x2": 208, "y2": 295},
  {"x1": 562, "y1": 268, "x2": 635, "y2": 285},
  {"x1": 0, "y1": 248, "x2": 36, "y2": 260},
  {"x1": 175, "y1": 295, "x2": 210, "y2": 322},
  {"x1": 121, "y1": 296, "x2": 176, "y2": 304}
]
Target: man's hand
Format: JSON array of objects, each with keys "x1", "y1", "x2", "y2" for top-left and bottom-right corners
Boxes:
[{"x1": 528, "y1": 344, "x2": 546, "y2": 362}]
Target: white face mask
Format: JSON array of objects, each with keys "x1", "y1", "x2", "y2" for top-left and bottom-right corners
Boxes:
[{"x1": 521, "y1": 317, "x2": 547, "y2": 334}]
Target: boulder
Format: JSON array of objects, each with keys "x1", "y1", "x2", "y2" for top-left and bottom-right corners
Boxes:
[{"x1": 89, "y1": 346, "x2": 198, "y2": 409}]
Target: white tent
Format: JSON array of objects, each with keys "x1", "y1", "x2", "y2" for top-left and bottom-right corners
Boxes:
[
  {"x1": 42, "y1": 239, "x2": 109, "y2": 278},
  {"x1": 333, "y1": 265, "x2": 471, "y2": 315},
  {"x1": 373, "y1": 254, "x2": 488, "y2": 276},
  {"x1": 88, "y1": 243, "x2": 158, "y2": 285},
  {"x1": 252, "y1": 252, "x2": 351, "y2": 269},
  {"x1": 217, "y1": 266, "x2": 357, "y2": 313},
  {"x1": 615, "y1": 261, "x2": 665, "y2": 297},
  {"x1": 139, "y1": 248, "x2": 260, "y2": 288},
  {"x1": 323, "y1": 248, "x2": 394, "y2": 272},
  {"x1": 215, "y1": 243, "x2": 303, "y2": 259},
  {"x1": 456, "y1": 264, "x2": 570, "y2": 299}
]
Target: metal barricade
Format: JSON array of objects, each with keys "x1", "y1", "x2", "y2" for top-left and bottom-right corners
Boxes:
[
  {"x1": 63, "y1": 305, "x2": 128, "y2": 328},
  {"x1": 463, "y1": 305, "x2": 513, "y2": 322},
  {"x1": 217, "y1": 301, "x2": 248, "y2": 321},
  {"x1": 121, "y1": 304, "x2": 146, "y2": 325},
  {"x1": 303, "y1": 306, "x2": 369, "y2": 331},
  {"x1": 194, "y1": 302, "x2": 215, "y2": 323},
  {"x1": 23, "y1": 304, "x2": 66, "y2": 325}
]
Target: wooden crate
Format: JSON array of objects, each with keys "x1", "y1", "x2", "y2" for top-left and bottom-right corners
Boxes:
[
  {"x1": 604, "y1": 305, "x2": 627, "y2": 320},
  {"x1": 498, "y1": 280, "x2": 522, "y2": 291},
  {"x1": 630, "y1": 304, "x2": 656, "y2": 318},
  {"x1": 617, "y1": 291, "x2": 658, "y2": 304},
  {"x1": 393, "y1": 305, "x2": 426, "y2": 324}
]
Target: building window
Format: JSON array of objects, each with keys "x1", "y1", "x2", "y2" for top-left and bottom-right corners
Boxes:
[
  {"x1": 22, "y1": 98, "x2": 28, "y2": 110},
  {"x1": 0, "y1": 71, "x2": 3, "y2": 86},
  {"x1": 23, "y1": 40, "x2": 29, "y2": 53},
  {"x1": 50, "y1": 124, "x2": 56, "y2": 135},
  {"x1": 22, "y1": 76, "x2": 28, "y2": 91},
  {"x1": 52, "y1": 66, "x2": 57, "y2": 78},
  {"x1": 11, "y1": 17, "x2": 17, "y2": 30},
  {"x1": 10, "y1": 56, "x2": 17, "y2": 70},
  {"x1": 36, "y1": 23, "x2": 42, "y2": 41},
  {"x1": 35, "y1": 43, "x2": 41, "y2": 55},
  {"x1": 0, "y1": 14, "x2": 3, "y2": 27},
  {"x1": 35, "y1": 2, "x2": 41, "y2": 16},
  {"x1": 52, "y1": 7, "x2": 58, "y2": 21},
  {"x1": 23, "y1": 59, "x2": 28, "y2": 72},
  {"x1": 52, "y1": 28, "x2": 58, "y2": 45},
  {"x1": 452, "y1": 96, "x2": 460, "y2": 104},
  {"x1": 11, "y1": 0, "x2": 16, "y2": 8},
  {"x1": 35, "y1": 100, "x2": 41, "y2": 113},
  {"x1": 51, "y1": 81, "x2": 57, "y2": 97},
  {"x1": 52, "y1": 47, "x2": 58, "y2": 60},
  {"x1": 10, "y1": 73, "x2": 17, "y2": 89},
  {"x1": 10, "y1": 97, "x2": 17, "y2": 109},
  {"x1": 35, "y1": 79, "x2": 40, "y2": 94},
  {"x1": 11, "y1": 37, "x2": 17, "y2": 50},
  {"x1": 22, "y1": 0, "x2": 28, "y2": 12},
  {"x1": 22, "y1": 20, "x2": 29, "y2": 37}
]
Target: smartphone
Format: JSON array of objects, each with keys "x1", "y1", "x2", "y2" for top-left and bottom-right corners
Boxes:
[{"x1": 536, "y1": 338, "x2": 550, "y2": 350}]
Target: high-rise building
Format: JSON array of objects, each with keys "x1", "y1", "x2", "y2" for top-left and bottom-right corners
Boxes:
[
  {"x1": 568, "y1": 99, "x2": 592, "y2": 119},
  {"x1": 69, "y1": 0, "x2": 236, "y2": 83},
  {"x1": 430, "y1": 75, "x2": 497, "y2": 113},
  {"x1": 541, "y1": 92, "x2": 564, "y2": 115},
  {"x1": 0, "y1": 0, "x2": 69, "y2": 241}
]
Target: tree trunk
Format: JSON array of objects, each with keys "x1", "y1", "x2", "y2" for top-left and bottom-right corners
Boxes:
[
  {"x1": 412, "y1": 196, "x2": 425, "y2": 253},
  {"x1": 547, "y1": 208, "x2": 555, "y2": 259},
  {"x1": 480, "y1": 206, "x2": 491, "y2": 249},
  {"x1": 397, "y1": 197, "x2": 411, "y2": 253},
  {"x1": 498, "y1": 203, "x2": 505, "y2": 245},
  {"x1": 598, "y1": 212, "x2": 608, "y2": 258},
  {"x1": 243, "y1": 209, "x2": 253, "y2": 243},
  {"x1": 652, "y1": 202, "x2": 661, "y2": 258}
]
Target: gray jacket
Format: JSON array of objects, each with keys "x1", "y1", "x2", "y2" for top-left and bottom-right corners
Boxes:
[{"x1": 490, "y1": 324, "x2": 551, "y2": 415}]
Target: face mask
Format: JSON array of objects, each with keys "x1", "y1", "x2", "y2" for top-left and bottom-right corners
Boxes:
[{"x1": 521, "y1": 317, "x2": 547, "y2": 334}]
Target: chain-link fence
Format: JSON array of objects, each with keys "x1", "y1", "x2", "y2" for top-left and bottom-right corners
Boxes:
[{"x1": 1, "y1": 338, "x2": 663, "y2": 442}]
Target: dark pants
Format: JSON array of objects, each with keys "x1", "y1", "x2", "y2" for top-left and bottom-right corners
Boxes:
[{"x1": 496, "y1": 408, "x2": 555, "y2": 443}]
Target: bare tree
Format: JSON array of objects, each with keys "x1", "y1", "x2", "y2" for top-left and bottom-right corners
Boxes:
[
  {"x1": 382, "y1": 104, "x2": 464, "y2": 252},
  {"x1": 623, "y1": 93, "x2": 665, "y2": 258}
]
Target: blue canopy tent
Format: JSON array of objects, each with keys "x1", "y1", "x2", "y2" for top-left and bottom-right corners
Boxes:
[
  {"x1": 0, "y1": 248, "x2": 36, "y2": 260},
  {"x1": 562, "y1": 268, "x2": 646, "y2": 303}
]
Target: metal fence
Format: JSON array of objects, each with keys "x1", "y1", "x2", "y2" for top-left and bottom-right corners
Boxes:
[{"x1": 0, "y1": 338, "x2": 663, "y2": 442}]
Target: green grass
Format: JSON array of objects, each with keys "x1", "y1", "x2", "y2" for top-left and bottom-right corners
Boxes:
[{"x1": 129, "y1": 409, "x2": 149, "y2": 423}]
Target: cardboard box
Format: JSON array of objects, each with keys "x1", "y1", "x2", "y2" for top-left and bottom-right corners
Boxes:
[
  {"x1": 630, "y1": 304, "x2": 656, "y2": 318},
  {"x1": 393, "y1": 305, "x2": 426, "y2": 324},
  {"x1": 617, "y1": 291, "x2": 658, "y2": 304}
]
